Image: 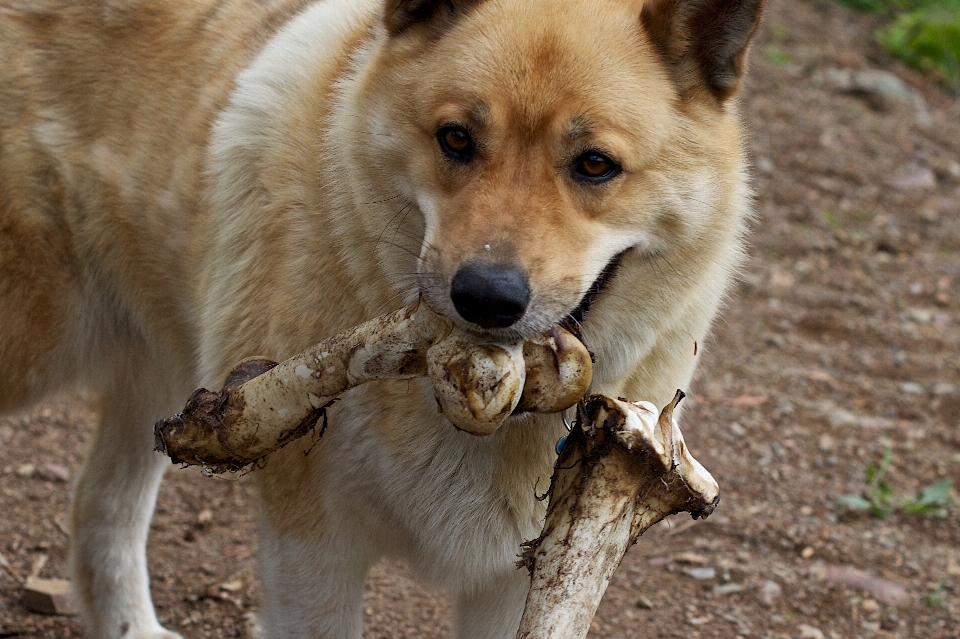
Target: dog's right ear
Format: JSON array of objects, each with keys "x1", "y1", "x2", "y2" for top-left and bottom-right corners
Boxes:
[{"x1": 383, "y1": 0, "x2": 484, "y2": 37}]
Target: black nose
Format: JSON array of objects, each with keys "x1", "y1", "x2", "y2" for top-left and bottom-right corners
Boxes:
[{"x1": 450, "y1": 262, "x2": 530, "y2": 329}]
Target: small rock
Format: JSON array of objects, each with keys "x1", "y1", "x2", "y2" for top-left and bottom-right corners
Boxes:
[
  {"x1": 823, "y1": 565, "x2": 909, "y2": 605},
  {"x1": 36, "y1": 463, "x2": 70, "y2": 483},
  {"x1": 765, "y1": 334, "x2": 787, "y2": 349},
  {"x1": 22, "y1": 577, "x2": 78, "y2": 615},
  {"x1": 685, "y1": 567, "x2": 717, "y2": 580},
  {"x1": 729, "y1": 422, "x2": 747, "y2": 437},
  {"x1": 932, "y1": 382, "x2": 955, "y2": 396},
  {"x1": 674, "y1": 552, "x2": 710, "y2": 565},
  {"x1": 801, "y1": 546, "x2": 815, "y2": 559},
  {"x1": 852, "y1": 69, "x2": 915, "y2": 102},
  {"x1": 806, "y1": 369, "x2": 836, "y2": 385},
  {"x1": 798, "y1": 623, "x2": 825, "y2": 639},
  {"x1": 756, "y1": 156, "x2": 775, "y2": 174},
  {"x1": 219, "y1": 580, "x2": 243, "y2": 592},
  {"x1": 197, "y1": 509, "x2": 213, "y2": 526},
  {"x1": 899, "y1": 382, "x2": 925, "y2": 395},
  {"x1": 827, "y1": 408, "x2": 858, "y2": 428},
  {"x1": 16, "y1": 463, "x2": 35, "y2": 477},
  {"x1": 756, "y1": 579, "x2": 782, "y2": 606},
  {"x1": 861, "y1": 598, "x2": 880, "y2": 612},
  {"x1": 906, "y1": 307, "x2": 933, "y2": 323},
  {"x1": 947, "y1": 558, "x2": 960, "y2": 577},
  {"x1": 635, "y1": 596, "x2": 654, "y2": 609},
  {"x1": 889, "y1": 163, "x2": 937, "y2": 191},
  {"x1": 712, "y1": 583, "x2": 744, "y2": 596}
]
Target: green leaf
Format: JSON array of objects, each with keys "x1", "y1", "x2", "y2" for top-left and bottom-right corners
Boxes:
[
  {"x1": 916, "y1": 478, "x2": 953, "y2": 506},
  {"x1": 766, "y1": 46, "x2": 791, "y2": 66},
  {"x1": 838, "y1": 494, "x2": 873, "y2": 510},
  {"x1": 879, "y1": 447, "x2": 894, "y2": 476},
  {"x1": 901, "y1": 501, "x2": 942, "y2": 515},
  {"x1": 869, "y1": 502, "x2": 895, "y2": 519},
  {"x1": 875, "y1": 482, "x2": 897, "y2": 509}
]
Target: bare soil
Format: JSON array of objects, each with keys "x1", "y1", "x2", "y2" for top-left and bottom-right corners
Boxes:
[{"x1": 2, "y1": 0, "x2": 959, "y2": 637}]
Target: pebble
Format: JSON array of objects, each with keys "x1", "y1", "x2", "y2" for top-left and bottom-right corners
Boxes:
[
  {"x1": 899, "y1": 382, "x2": 926, "y2": 395},
  {"x1": 685, "y1": 567, "x2": 717, "y2": 580},
  {"x1": 756, "y1": 579, "x2": 782, "y2": 606},
  {"x1": 674, "y1": 552, "x2": 710, "y2": 565},
  {"x1": 755, "y1": 156, "x2": 775, "y2": 174},
  {"x1": 814, "y1": 68, "x2": 914, "y2": 101},
  {"x1": 37, "y1": 463, "x2": 70, "y2": 483},
  {"x1": 818, "y1": 435, "x2": 835, "y2": 452},
  {"x1": 712, "y1": 583, "x2": 744, "y2": 596},
  {"x1": 798, "y1": 624, "x2": 825, "y2": 639},
  {"x1": 823, "y1": 565, "x2": 909, "y2": 605},
  {"x1": 890, "y1": 163, "x2": 937, "y2": 191},
  {"x1": 905, "y1": 307, "x2": 934, "y2": 323}
]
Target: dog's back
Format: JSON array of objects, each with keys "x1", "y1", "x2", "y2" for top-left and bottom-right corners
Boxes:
[{"x1": 0, "y1": 0, "x2": 316, "y2": 409}]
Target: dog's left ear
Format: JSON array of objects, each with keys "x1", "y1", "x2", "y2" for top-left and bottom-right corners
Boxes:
[
  {"x1": 641, "y1": 0, "x2": 765, "y2": 103},
  {"x1": 383, "y1": 0, "x2": 483, "y2": 37}
]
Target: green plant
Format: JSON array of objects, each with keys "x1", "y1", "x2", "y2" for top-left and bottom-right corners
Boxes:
[
  {"x1": 833, "y1": 0, "x2": 960, "y2": 92},
  {"x1": 926, "y1": 580, "x2": 946, "y2": 606},
  {"x1": 877, "y1": 2, "x2": 960, "y2": 92},
  {"x1": 822, "y1": 209, "x2": 841, "y2": 230},
  {"x1": 838, "y1": 448, "x2": 956, "y2": 519},
  {"x1": 835, "y1": 0, "x2": 892, "y2": 14},
  {"x1": 767, "y1": 46, "x2": 791, "y2": 66}
]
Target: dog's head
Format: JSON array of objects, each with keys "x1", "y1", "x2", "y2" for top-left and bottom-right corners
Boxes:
[{"x1": 351, "y1": 0, "x2": 763, "y2": 340}]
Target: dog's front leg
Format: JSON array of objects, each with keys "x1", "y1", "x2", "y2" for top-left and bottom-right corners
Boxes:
[
  {"x1": 70, "y1": 361, "x2": 183, "y2": 639},
  {"x1": 454, "y1": 570, "x2": 529, "y2": 639},
  {"x1": 257, "y1": 517, "x2": 376, "y2": 639},
  {"x1": 253, "y1": 435, "x2": 381, "y2": 639}
]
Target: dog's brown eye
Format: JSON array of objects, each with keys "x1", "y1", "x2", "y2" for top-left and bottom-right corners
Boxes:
[
  {"x1": 437, "y1": 126, "x2": 474, "y2": 162},
  {"x1": 572, "y1": 152, "x2": 620, "y2": 183}
]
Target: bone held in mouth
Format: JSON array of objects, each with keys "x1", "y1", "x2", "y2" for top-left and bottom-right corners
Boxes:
[
  {"x1": 515, "y1": 391, "x2": 719, "y2": 639},
  {"x1": 154, "y1": 299, "x2": 592, "y2": 473}
]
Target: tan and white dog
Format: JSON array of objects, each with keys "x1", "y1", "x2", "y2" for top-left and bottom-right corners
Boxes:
[{"x1": 0, "y1": 0, "x2": 763, "y2": 636}]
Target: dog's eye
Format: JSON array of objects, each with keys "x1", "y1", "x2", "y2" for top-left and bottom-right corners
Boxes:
[
  {"x1": 437, "y1": 126, "x2": 474, "y2": 162},
  {"x1": 572, "y1": 152, "x2": 620, "y2": 183}
]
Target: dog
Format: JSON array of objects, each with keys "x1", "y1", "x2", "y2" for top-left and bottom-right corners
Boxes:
[{"x1": 0, "y1": 0, "x2": 764, "y2": 636}]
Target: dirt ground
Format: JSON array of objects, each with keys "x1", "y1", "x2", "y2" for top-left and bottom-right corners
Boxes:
[{"x1": 2, "y1": 0, "x2": 960, "y2": 637}]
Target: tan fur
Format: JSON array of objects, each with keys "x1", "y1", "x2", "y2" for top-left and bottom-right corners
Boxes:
[{"x1": 0, "y1": 0, "x2": 761, "y2": 636}]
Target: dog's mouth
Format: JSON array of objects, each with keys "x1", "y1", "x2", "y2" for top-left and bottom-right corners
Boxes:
[{"x1": 559, "y1": 249, "x2": 628, "y2": 339}]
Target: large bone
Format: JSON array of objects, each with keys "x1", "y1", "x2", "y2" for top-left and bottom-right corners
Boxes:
[
  {"x1": 516, "y1": 392, "x2": 719, "y2": 639},
  {"x1": 154, "y1": 300, "x2": 592, "y2": 472}
]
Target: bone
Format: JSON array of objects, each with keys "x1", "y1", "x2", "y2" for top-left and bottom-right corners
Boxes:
[
  {"x1": 515, "y1": 391, "x2": 719, "y2": 639},
  {"x1": 154, "y1": 300, "x2": 593, "y2": 472}
]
